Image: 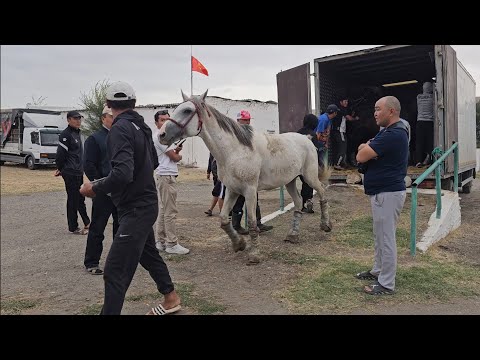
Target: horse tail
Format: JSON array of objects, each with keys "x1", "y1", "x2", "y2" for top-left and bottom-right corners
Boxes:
[{"x1": 318, "y1": 163, "x2": 332, "y2": 183}]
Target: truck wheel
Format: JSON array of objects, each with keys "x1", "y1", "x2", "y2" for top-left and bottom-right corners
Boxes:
[
  {"x1": 26, "y1": 156, "x2": 36, "y2": 170},
  {"x1": 441, "y1": 178, "x2": 454, "y2": 191},
  {"x1": 462, "y1": 181, "x2": 472, "y2": 194},
  {"x1": 0, "y1": 161, "x2": 4, "y2": 166}
]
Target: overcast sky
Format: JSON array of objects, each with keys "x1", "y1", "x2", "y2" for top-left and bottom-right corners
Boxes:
[{"x1": 1, "y1": 45, "x2": 478, "y2": 109}]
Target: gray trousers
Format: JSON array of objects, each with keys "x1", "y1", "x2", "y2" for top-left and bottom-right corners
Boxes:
[{"x1": 369, "y1": 191, "x2": 406, "y2": 290}]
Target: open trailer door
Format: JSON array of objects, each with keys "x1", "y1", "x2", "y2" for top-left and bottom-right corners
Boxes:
[
  {"x1": 435, "y1": 45, "x2": 458, "y2": 174},
  {"x1": 276, "y1": 63, "x2": 311, "y2": 134}
]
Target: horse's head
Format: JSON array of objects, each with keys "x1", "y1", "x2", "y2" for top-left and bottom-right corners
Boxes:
[{"x1": 158, "y1": 89, "x2": 209, "y2": 146}]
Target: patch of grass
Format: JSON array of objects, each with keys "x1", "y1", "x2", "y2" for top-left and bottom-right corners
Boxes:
[
  {"x1": 1, "y1": 299, "x2": 41, "y2": 314},
  {"x1": 0, "y1": 163, "x2": 205, "y2": 196},
  {"x1": 269, "y1": 251, "x2": 325, "y2": 265},
  {"x1": 79, "y1": 303, "x2": 103, "y2": 315},
  {"x1": 336, "y1": 216, "x2": 409, "y2": 250},
  {"x1": 1, "y1": 165, "x2": 67, "y2": 195},
  {"x1": 283, "y1": 258, "x2": 371, "y2": 313},
  {"x1": 397, "y1": 260, "x2": 480, "y2": 301},
  {"x1": 125, "y1": 282, "x2": 227, "y2": 315},
  {"x1": 281, "y1": 256, "x2": 480, "y2": 314},
  {"x1": 176, "y1": 283, "x2": 226, "y2": 315}
]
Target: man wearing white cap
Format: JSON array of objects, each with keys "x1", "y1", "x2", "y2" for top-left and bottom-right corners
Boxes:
[{"x1": 82, "y1": 105, "x2": 119, "y2": 275}]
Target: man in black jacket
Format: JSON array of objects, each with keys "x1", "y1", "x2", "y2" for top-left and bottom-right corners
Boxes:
[
  {"x1": 80, "y1": 81, "x2": 181, "y2": 315},
  {"x1": 230, "y1": 110, "x2": 273, "y2": 234},
  {"x1": 82, "y1": 105, "x2": 119, "y2": 275},
  {"x1": 55, "y1": 110, "x2": 90, "y2": 235},
  {"x1": 297, "y1": 113, "x2": 319, "y2": 213}
]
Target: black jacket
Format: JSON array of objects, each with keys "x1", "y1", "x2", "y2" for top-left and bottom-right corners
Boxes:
[
  {"x1": 207, "y1": 153, "x2": 218, "y2": 178},
  {"x1": 92, "y1": 110, "x2": 159, "y2": 212},
  {"x1": 56, "y1": 125, "x2": 84, "y2": 176},
  {"x1": 297, "y1": 114, "x2": 321, "y2": 150},
  {"x1": 84, "y1": 126, "x2": 111, "y2": 181}
]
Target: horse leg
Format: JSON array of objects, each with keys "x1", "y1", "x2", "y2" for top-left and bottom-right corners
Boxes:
[
  {"x1": 303, "y1": 165, "x2": 332, "y2": 232},
  {"x1": 283, "y1": 179, "x2": 304, "y2": 244},
  {"x1": 219, "y1": 189, "x2": 246, "y2": 252},
  {"x1": 244, "y1": 188, "x2": 261, "y2": 265}
]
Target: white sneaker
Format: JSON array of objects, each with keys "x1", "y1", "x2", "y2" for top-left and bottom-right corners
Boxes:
[
  {"x1": 156, "y1": 242, "x2": 166, "y2": 252},
  {"x1": 165, "y1": 243, "x2": 190, "y2": 255}
]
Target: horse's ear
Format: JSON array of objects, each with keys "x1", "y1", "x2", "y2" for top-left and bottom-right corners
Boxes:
[
  {"x1": 200, "y1": 89, "x2": 208, "y2": 102},
  {"x1": 181, "y1": 90, "x2": 189, "y2": 101}
]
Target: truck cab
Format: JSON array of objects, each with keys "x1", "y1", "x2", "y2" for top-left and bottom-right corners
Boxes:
[{"x1": 22, "y1": 127, "x2": 63, "y2": 169}]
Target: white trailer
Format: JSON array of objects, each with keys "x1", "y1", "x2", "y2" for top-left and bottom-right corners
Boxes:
[{"x1": 277, "y1": 45, "x2": 477, "y2": 192}]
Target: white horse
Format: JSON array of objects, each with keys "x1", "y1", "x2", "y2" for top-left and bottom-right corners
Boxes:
[{"x1": 159, "y1": 91, "x2": 332, "y2": 265}]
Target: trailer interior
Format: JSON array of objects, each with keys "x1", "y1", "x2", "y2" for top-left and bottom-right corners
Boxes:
[{"x1": 314, "y1": 45, "x2": 442, "y2": 183}]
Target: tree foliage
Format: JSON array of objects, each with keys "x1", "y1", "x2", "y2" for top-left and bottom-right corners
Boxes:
[
  {"x1": 79, "y1": 80, "x2": 110, "y2": 136},
  {"x1": 26, "y1": 95, "x2": 47, "y2": 107}
]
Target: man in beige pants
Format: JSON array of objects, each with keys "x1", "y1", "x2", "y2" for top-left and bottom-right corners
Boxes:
[{"x1": 152, "y1": 110, "x2": 190, "y2": 255}]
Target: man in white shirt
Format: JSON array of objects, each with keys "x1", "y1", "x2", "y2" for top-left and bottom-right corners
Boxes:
[{"x1": 152, "y1": 110, "x2": 190, "y2": 255}]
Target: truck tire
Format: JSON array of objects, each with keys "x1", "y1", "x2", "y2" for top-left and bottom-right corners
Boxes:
[
  {"x1": 0, "y1": 161, "x2": 4, "y2": 166},
  {"x1": 26, "y1": 156, "x2": 36, "y2": 170},
  {"x1": 441, "y1": 178, "x2": 454, "y2": 191},
  {"x1": 462, "y1": 181, "x2": 472, "y2": 194}
]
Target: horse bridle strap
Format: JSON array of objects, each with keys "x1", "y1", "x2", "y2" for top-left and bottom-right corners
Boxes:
[{"x1": 167, "y1": 100, "x2": 210, "y2": 135}]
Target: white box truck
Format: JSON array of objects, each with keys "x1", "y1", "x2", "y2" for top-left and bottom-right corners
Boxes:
[
  {"x1": 277, "y1": 45, "x2": 477, "y2": 192},
  {"x1": 1, "y1": 108, "x2": 65, "y2": 170}
]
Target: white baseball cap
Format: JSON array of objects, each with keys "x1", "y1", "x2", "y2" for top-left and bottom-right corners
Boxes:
[{"x1": 106, "y1": 81, "x2": 136, "y2": 101}]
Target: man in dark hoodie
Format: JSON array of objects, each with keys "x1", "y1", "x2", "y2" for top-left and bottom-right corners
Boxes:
[
  {"x1": 297, "y1": 113, "x2": 320, "y2": 213},
  {"x1": 80, "y1": 81, "x2": 181, "y2": 315}
]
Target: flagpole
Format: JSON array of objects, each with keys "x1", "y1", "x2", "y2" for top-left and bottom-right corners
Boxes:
[
  {"x1": 190, "y1": 45, "x2": 193, "y2": 96},
  {"x1": 190, "y1": 45, "x2": 194, "y2": 166}
]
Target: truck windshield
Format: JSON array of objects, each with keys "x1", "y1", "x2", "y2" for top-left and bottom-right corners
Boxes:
[{"x1": 40, "y1": 130, "x2": 62, "y2": 146}]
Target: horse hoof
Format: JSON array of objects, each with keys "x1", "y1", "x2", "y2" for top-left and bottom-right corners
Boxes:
[
  {"x1": 232, "y1": 239, "x2": 246, "y2": 252},
  {"x1": 321, "y1": 223, "x2": 332, "y2": 232},
  {"x1": 284, "y1": 234, "x2": 300, "y2": 244}
]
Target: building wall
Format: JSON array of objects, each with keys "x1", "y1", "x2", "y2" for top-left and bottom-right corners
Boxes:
[{"x1": 53, "y1": 97, "x2": 279, "y2": 170}]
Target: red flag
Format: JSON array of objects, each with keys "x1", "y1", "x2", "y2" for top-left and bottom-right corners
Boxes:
[{"x1": 191, "y1": 56, "x2": 209, "y2": 76}]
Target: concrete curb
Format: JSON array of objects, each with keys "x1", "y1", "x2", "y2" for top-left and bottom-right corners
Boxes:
[{"x1": 416, "y1": 191, "x2": 461, "y2": 252}]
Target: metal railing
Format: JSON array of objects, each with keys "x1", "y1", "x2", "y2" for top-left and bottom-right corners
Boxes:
[{"x1": 409, "y1": 142, "x2": 459, "y2": 256}]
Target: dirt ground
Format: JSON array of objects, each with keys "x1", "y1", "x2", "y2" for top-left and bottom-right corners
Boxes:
[{"x1": 1, "y1": 164, "x2": 479, "y2": 315}]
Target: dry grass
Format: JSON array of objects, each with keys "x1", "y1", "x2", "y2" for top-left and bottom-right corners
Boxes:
[
  {"x1": 1, "y1": 164, "x2": 67, "y2": 195},
  {"x1": 0, "y1": 163, "x2": 207, "y2": 196},
  {"x1": 176, "y1": 165, "x2": 208, "y2": 182}
]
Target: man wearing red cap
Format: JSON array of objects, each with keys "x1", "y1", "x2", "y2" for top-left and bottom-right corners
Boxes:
[{"x1": 229, "y1": 110, "x2": 273, "y2": 234}]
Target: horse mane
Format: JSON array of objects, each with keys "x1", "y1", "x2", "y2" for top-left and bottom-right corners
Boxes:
[{"x1": 190, "y1": 96, "x2": 254, "y2": 150}]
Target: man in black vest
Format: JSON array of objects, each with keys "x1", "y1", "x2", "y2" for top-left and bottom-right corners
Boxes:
[{"x1": 82, "y1": 105, "x2": 119, "y2": 275}]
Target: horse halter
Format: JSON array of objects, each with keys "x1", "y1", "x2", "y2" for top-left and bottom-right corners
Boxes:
[{"x1": 167, "y1": 100, "x2": 211, "y2": 136}]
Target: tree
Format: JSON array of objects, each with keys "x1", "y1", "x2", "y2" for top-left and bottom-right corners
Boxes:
[
  {"x1": 26, "y1": 95, "x2": 47, "y2": 108},
  {"x1": 79, "y1": 79, "x2": 111, "y2": 136}
]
